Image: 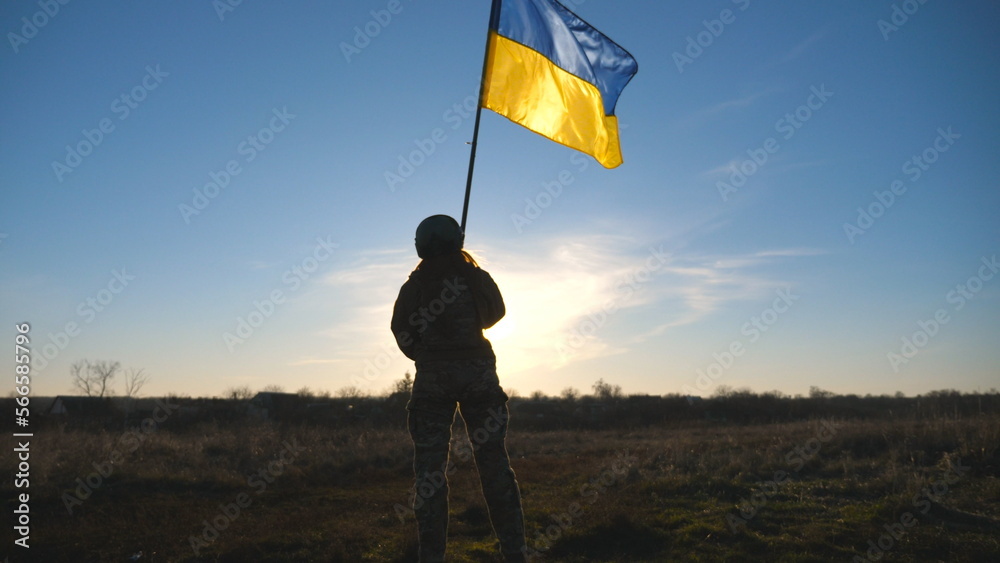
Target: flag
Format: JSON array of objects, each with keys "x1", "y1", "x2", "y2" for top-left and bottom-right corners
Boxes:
[{"x1": 481, "y1": 0, "x2": 638, "y2": 168}]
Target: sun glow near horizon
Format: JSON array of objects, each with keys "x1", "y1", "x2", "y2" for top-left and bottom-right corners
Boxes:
[
  {"x1": 310, "y1": 234, "x2": 824, "y2": 395},
  {"x1": 480, "y1": 236, "x2": 670, "y2": 377}
]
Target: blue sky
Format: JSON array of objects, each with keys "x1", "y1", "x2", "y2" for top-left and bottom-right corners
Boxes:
[{"x1": 2, "y1": 0, "x2": 998, "y2": 399}]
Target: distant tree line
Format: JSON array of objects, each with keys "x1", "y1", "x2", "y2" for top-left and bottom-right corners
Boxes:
[{"x1": 9, "y1": 369, "x2": 998, "y2": 433}]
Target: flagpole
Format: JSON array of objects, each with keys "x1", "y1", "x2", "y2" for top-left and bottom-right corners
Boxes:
[{"x1": 460, "y1": 0, "x2": 501, "y2": 234}]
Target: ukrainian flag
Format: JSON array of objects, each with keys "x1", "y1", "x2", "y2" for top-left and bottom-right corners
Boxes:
[{"x1": 481, "y1": 0, "x2": 638, "y2": 168}]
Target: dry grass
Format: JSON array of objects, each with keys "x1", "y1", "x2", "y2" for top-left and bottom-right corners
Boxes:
[{"x1": 5, "y1": 414, "x2": 999, "y2": 561}]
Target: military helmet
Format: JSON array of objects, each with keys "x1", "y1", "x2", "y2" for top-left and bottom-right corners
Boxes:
[{"x1": 415, "y1": 215, "x2": 464, "y2": 259}]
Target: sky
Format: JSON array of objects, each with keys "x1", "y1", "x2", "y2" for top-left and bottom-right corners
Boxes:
[{"x1": 2, "y1": 0, "x2": 998, "y2": 400}]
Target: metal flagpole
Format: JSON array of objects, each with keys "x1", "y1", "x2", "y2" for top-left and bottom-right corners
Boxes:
[{"x1": 460, "y1": 0, "x2": 502, "y2": 234}]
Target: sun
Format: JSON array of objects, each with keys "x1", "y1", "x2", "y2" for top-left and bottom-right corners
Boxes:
[{"x1": 485, "y1": 315, "x2": 516, "y2": 344}]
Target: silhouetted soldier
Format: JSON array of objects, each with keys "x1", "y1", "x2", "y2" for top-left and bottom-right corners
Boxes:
[{"x1": 392, "y1": 215, "x2": 527, "y2": 562}]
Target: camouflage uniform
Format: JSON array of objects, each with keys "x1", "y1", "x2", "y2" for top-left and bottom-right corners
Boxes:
[{"x1": 392, "y1": 253, "x2": 527, "y2": 562}]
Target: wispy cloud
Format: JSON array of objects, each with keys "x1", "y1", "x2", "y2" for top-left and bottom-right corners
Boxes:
[
  {"x1": 676, "y1": 89, "x2": 782, "y2": 130},
  {"x1": 699, "y1": 91, "x2": 771, "y2": 116},
  {"x1": 701, "y1": 158, "x2": 745, "y2": 182},
  {"x1": 771, "y1": 159, "x2": 832, "y2": 174},
  {"x1": 483, "y1": 234, "x2": 657, "y2": 371},
  {"x1": 317, "y1": 250, "x2": 413, "y2": 354},
  {"x1": 777, "y1": 28, "x2": 828, "y2": 65},
  {"x1": 711, "y1": 248, "x2": 827, "y2": 269},
  {"x1": 299, "y1": 234, "x2": 819, "y2": 382},
  {"x1": 636, "y1": 247, "x2": 822, "y2": 336}
]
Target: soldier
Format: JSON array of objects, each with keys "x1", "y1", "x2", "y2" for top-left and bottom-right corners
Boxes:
[{"x1": 391, "y1": 214, "x2": 527, "y2": 562}]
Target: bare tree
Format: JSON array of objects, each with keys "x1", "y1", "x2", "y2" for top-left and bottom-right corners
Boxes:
[
  {"x1": 592, "y1": 378, "x2": 622, "y2": 400},
  {"x1": 712, "y1": 385, "x2": 735, "y2": 398},
  {"x1": 123, "y1": 368, "x2": 149, "y2": 399},
  {"x1": 262, "y1": 384, "x2": 285, "y2": 393},
  {"x1": 121, "y1": 368, "x2": 150, "y2": 429},
  {"x1": 337, "y1": 386, "x2": 366, "y2": 399},
  {"x1": 560, "y1": 387, "x2": 580, "y2": 401},
  {"x1": 391, "y1": 372, "x2": 413, "y2": 396},
  {"x1": 224, "y1": 385, "x2": 254, "y2": 401},
  {"x1": 69, "y1": 361, "x2": 88, "y2": 395},
  {"x1": 71, "y1": 360, "x2": 121, "y2": 398},
  {"x1": 809, "y1": 386, "x2": 834, "y2": 400}
]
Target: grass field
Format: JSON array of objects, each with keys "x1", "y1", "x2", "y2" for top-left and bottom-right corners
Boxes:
[{"x1": 4, "y1": 411, "x2": 1000, "y2": 562}]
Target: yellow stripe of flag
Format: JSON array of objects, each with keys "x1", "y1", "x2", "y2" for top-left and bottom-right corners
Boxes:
[
  {"x1": 480, "y1": 0, "x2": 637, "y2": 168},
  {"x1": 483, "y1": 32, "x2": 624, "y2": 168}
]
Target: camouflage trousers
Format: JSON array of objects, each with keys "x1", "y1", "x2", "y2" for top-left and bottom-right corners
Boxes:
[{"x1": 408, "y1": 358, "x2": 527, "y2": 562}]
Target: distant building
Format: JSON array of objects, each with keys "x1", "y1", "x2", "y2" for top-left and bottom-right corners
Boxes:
[{"x1": 46, "y1": 396, "x2": 117, "y2": 417}]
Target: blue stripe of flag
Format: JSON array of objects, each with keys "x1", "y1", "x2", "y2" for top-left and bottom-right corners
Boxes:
[{"x1": 493, "y1": 0, "x2": 638, "y2": 116}]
